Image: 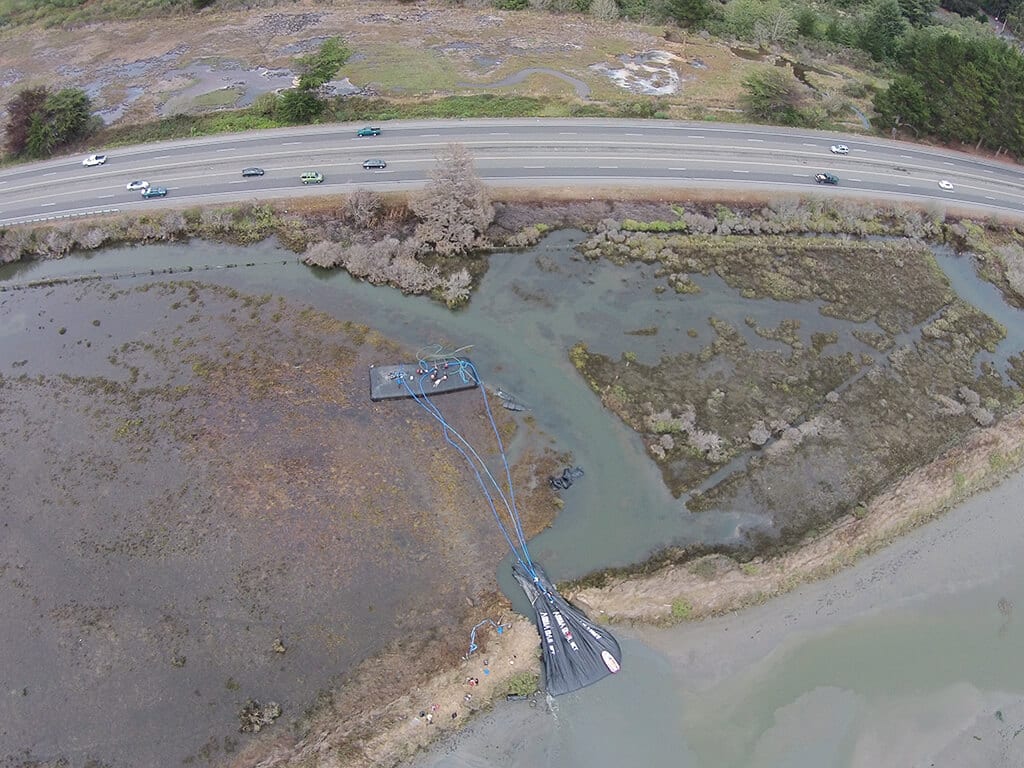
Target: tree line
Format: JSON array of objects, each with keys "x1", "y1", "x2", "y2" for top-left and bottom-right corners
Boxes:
[{"x1": 874, "y1": 27, "x2": 1024, "y2": 156}]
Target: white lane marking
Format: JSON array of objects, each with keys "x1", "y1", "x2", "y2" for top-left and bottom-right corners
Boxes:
[
  {"x1": 153, "y1": 155, "x2": 171, "y2": 160},
  {"x1": 40, "y1": 202, "x2": 56, "y2": 206},
  {"x1": 216, "y1": 148, "x2": 234, "y2": 152},
  {"x1": 732, "y1": 169, "x2": 749, "y2": 173},
  {"x1": 625, "y1": 133, "x2": 643, "y2": 136},
  {"x1": 747, "y1": 138, "x2": 764, "y2": 142},
  {"x1": 669, "y1": 167, "x2": 687, "y2": 171},
  {"x1": 943, "y1": 161, "x2": 955, "y2": 166},
  {"x1": 897, "y1": 183, "x2": 911, "y2": 187},
  {"x1": 559, "y1": 132, "x2": 577, "y2": 135},
  {"x1": 43, "y1": 172, "x2": 57, "y2": 177},
  {"x1": 98, "y1": 194, "x2": 114, "y2": 199},
  {"x1": 802, "y1": 143, "x2": 817, "y2": 147},
  {"x1": 986, "y1": 195, "x2": 996, "y2": 200},
  {"x1": 281, "y1": 141, "x2": 302, "y2": 146},
  {"x1": 420, "y1": 133, "x2": 440, "y2": 137},
  {"x1": 849, "y1": 178, "x2": 862, "y2": 182},
  {"x1": 490, "y1": 132, "x2": 511, "y2": 135},
  {"x1": 229, "y1": 179, "x2": 247, "y2": 184},
  {"x1": 690, "y1": 136, "x2": 705, "y2": 139},
  {"x1": 900, "y1": 154, "x2": 913, "y2": 159},
  {"x1": 791, "y1": 173, "x2": 805, "y2": 177},
  {"x1": 523, "y1": 165, "x2": 546, "y2": 169},
  {"x1": 598, "y1": 165, "x2": 618, "y2": 169}
]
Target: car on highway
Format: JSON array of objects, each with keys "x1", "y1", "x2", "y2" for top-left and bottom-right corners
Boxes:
[
  {"x1": 241, "y1": 167, "x2": 265, "y2": 177},
  {"x1": 356, "y1": 126, "x2": 382, "y2": 137},
  {"x1": 814, "y1": 172, "x2": 839, "y2": 185},
  {"x1": 938, "y1": 179, "x2": 954, "y2": 191},
  {"x1": 829, "y1": 144, "x2": 849, "y2": 155},
  {"x1": 300, "y1": 171, "x2": 324, "y2": 184},
  {"x1": 141, "y1": 186, "x2": 167, "y2": 198},
  {"x1": 82, "y1": 154, "x2": 107, "y2": 167},
  {"x1": 126, "y1": 180, "x2": 150, "y2": 191},
  {"x1": 362, "y1": 159, "x2": 387, "y2": 170}
]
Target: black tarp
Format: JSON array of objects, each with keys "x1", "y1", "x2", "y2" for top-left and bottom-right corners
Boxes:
[{"x1": 512, "y1": 562, "x2": 622, "y2": 697}]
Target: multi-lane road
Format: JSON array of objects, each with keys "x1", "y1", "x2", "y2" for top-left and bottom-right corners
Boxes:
[{"x1": 1, "y1": 118, "x2": 1023, "y2": 227}]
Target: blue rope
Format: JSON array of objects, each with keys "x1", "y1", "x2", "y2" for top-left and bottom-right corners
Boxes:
[
  {"x1": 395, "y1": 361, "x2": 538, "y2": 579},
  {"x1": 468, "y1": 618, "x2": 507, "y2": 655}
]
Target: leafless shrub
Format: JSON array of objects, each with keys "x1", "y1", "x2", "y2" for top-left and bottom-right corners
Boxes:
[
  {"x1": 958, "y1": 386, "x2": 981, "y2": 407},
  {"x1": 689, "y1": 428, "x2": 726, "y2": 463},
  {"x1": 34, "y1": 228, "x2": 73, "y2": 258},
  {"x1": 643, "y1": 403, "x2": 696, "y2": 434},
  {"x1": 442, "y1": 268, "x2": 473, "y2": 307},
  {"x1": 589, "y1": 0, "x2": 620, "y2": 20},
  {"x1": 199, "y1": 207, "x2": 234, "y2": 233},
  {"x1": 160, "y1": 211, "x2": 189, "y2": 238},
  {"x1": 340, "y1": 242, "x2": 374, "y2": 279},
  {"x1": 682, "y1": 211, "x2": 716, "y2": 234},
  {"x1": 343, "y1": 188, "x2": 382, "y2": 229},
  {"x1": 933, "y1": 393, "x2": 966, "y2": 416},
  {"x1": 385, "y1": 252, "x2": 441, "y2": 294},
  {"x1": 995, "y1": 243, "x2": 1024, "y2": 301},
  {"x1": 71, "y1": 226, "x2": 107, "y2": 250},
  {"x1": 748, "y1": 420, "x2": 771, "y2": 446},
  {"x1": 969, "y1": 406, "x2": 995, "y2": 426},
  {"x1": 302, "y1": 240, "x2": 343, "y2": 269},
  {"x1": 0, "y1": 226, "x2": 33, "y2": 263}
]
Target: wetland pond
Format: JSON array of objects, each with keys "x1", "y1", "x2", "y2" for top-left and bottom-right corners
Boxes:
[{"x1": 2, "y1": 229, "x2": 1023, "y2": 767}]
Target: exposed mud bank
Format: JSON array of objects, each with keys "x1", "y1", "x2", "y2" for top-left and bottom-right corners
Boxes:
[
  {"x1": 569, "y1": 407, "x2": 1024, "y2": 624},
  {"x1": 0, "y1": 278, "x2": 560, "y2": 767}
]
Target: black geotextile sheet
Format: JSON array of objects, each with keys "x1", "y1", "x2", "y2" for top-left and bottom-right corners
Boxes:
[{"x1": 512, "y1": 562, "x2": 622, "y2": 696}]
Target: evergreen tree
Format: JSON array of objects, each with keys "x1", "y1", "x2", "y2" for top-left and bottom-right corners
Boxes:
[
  {"x1": 277, "y1": 89, "x2": 323, "y2": 124},
  {"x1": 860, "y1": 0, "x2": 908, "y2": 60},
  {"x1": 664, "y1": 0, "x2": 712, "y2": 27}
]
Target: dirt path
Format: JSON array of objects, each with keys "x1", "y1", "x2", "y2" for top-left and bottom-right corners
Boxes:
[
  {"x1": 569, "y1": 407, "x2": 1024, "y2": 625},
  {"x1": 457, "y1": 68, "x2": 592, "y2": 99}
]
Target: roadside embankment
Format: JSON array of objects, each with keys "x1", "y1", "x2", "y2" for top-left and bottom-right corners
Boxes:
[{"x1": 569, "y1": 407, "x2": 1024, "y2": 625}]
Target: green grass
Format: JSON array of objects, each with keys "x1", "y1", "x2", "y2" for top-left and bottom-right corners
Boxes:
[
  {"x1": 189, "y1": 85, "x2": 245, "y2": 109},
  {"x1": 93, "y1": 93, "x2": 615, "y2": 149},
  {"x1": 0, "y1": 0, "x2": 187, "y2": 27},
  {"x1": 670, "y1": 598, "x2": 693, "y2": 621}
]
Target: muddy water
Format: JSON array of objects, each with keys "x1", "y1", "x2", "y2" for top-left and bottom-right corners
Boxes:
[
  {"x1": 410, "y1": 469, "x2": 1024, "y2": 768},
  {"x1": 3, "y1": 231, "x2": 1023, "y2": 766}
]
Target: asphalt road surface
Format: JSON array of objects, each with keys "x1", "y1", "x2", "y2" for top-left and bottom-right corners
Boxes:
[{"x1": 2, "y1": 118, "x2": 1023, "y2": 227}]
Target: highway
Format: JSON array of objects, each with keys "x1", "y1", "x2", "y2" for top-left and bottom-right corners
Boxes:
[{"x1": 1, "y1": 118, "x2": 1023, "y2": 227}]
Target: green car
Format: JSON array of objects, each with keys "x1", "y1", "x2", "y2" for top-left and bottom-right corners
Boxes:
[
  {"x1": 300, "y1": 171, "x2": 324, "y2": 184},
  {"x1": 814, "y1": 172, "x2": 839, "y2": 185},
  {"x1": 141, "y1": 186, "x2": 168, "y2": 198},
  {"x1": 356, "y1": 127, "x2": 382, "y2": 137}
]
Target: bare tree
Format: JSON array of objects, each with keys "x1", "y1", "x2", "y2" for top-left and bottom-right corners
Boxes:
[{"x1": 411, "y1": 144, "x2": 494, "y2": 257}]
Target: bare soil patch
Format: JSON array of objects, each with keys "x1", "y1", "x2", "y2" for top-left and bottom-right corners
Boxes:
[{"x1": 0, "y1": 0, "x2": 874, "y2": 128}]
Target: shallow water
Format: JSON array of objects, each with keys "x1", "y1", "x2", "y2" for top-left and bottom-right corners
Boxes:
[
  {"x1": 412, "y1": 470, "x2": 1024, "y2": 768},
  {"x1": 3, "y1": 230, "x2": 1023, "y2": 766}
]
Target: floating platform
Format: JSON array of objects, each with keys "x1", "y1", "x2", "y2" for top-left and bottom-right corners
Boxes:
[{"x1": 369, "y1": 359, "x2": 480, "y2": 401}]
